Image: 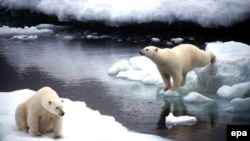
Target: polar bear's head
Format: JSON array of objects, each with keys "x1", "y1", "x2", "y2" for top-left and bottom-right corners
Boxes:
[
  {"x1": 139, "y1": 46, "x2": 159, "y2": 58},
  {"x1": 44, "y1": 98, "x2": 65, "y2": 116}
]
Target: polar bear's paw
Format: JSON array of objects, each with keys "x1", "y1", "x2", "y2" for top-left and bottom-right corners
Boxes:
[
  {"x1": 30, "y1": 130, "x2": 41, "y2": 137},
  {"x1": 54, "y1": 134, "x2": 63, "y2": 138}
]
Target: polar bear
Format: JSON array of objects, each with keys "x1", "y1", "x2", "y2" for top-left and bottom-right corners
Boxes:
[
  {"x1": 140, "y1": 44, "x2": 216, "y2": 91},
  {"x1": 15, "y1": 86, "x2": 64, "y2": 138}
]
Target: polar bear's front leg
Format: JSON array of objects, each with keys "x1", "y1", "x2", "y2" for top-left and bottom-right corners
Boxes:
[
  {"x1": 27, "y1": 113, "x2": 41, "y2": 136},
  {"x1": 181, "y1": 73, "x2": 187, "y2": 86},
  {"x1": 158, "y1": 68, "x2": 171, "y2": 91},
  {"x1": 170, "y1": 71, "x2": 183, "y2": 90},
  {"x1": 53, "y1": 117, "x2": 63, "y2": 138}
]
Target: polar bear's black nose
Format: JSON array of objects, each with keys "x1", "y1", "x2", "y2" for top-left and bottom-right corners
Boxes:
[
  {"x1": 139, "y1": 51, "x2": 143, "y2": 55},
  {"x1": 60, "y1": 112, "x2": 65, "y2": 116}
]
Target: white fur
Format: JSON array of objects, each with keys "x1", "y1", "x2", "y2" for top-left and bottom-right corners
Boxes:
[
  {"x1": 15, "y1": 86, "x2": 64, "y2": 138},
  {"x1": 140, "y1": 44, "x2": 216, "y2": 91}
]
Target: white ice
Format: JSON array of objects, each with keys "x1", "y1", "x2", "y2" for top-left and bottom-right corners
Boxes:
[
  {"x1": 0, "y1": 0, "x2": 250, "y2": 27},
  {"x1": 217, "y1": 82, "x2": 250, "y2": 100},
  {"x1": 12, "y1": 35, "x2": 38, "y2": 41},
  {"x1": 108, "y1": 56, "x2": 163, "y2": 85},
  {"x1": 151, "y1": 37, "x2": 161, "y2": 43},
  {"x1": 170, "y1": 38, "x2": 184, "y2": 44},
  {"x1": 165, "y1": 113, "x2": 197, "y2": 129},
  {"x1": 183, "y1": 92, "x2": 214, "y2": 103},
  {"x1": 0, "y1": 25, "x2": 53, "y2": 36},
  {"x1": 225, "y1": 98, "x2": 250, "y2": 112},
  {"x1": 0, "y1": 89, "x2": 169, "y2": 141}
]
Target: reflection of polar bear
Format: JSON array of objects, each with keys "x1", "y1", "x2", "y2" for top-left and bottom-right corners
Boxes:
[
  {"x1": 140, "y1": 44, "x2": 216, "y2": 91},
  {"x1": 15, "y1": 86, "x2": 65, "y2": 138}
]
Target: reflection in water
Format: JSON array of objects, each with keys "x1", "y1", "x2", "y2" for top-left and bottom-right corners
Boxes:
[
  {"x1": 156, "y1": 96, "x2": 231, "y2": 141},
  {"x1": 0, "y1": 38, "x2": 139, "y2": 85}
]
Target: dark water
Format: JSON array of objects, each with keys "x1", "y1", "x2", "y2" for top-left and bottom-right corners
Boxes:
[{"x1": 0, "y1": 28, "x2": 250, "y2": 141}]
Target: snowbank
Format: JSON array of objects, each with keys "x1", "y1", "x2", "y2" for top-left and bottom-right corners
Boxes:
[
  {"x1": 1, "y1": 0, "x2": 250, "y2": 27},
  {"x1": 0, "y1": 89, "x2": 168, "y2": 141},
  {"x1": 108, "y1": 41, "x2": 250, "y2": 95}
]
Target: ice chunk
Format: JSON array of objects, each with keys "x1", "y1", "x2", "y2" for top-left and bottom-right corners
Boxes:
[
  {"x1": 217, "y1": 82, "x2": 250, "y2": 99},
  {"x1": 0, "y1": 26, "x2": 53, "y2": 36},
  {"x1": 206, "y1": 41, "x2": 250, "y2": 56},
  {"x1": 12, "y1": 35, "x2": 38, "y2": 41},
  {"x1": 183, "y1": 92, "x2": 215, "y2": 103},
  {"x1": 63, "y1": 35, "x2": 74, "y2": 40},
  {"x1": 165, "y1": 113, "x2": 197, "y2": 129},
  {"x1": 116, "y1": 69, "x2": 148, "y2": 81},
  {"x1": 108, "y1": 59, "x2": 130, "y2": 75},
  {"x1": 161, "y1": 90, "x2": 180, "y2": 97},
  {"x1": 225, "y1": 98, "x2": 250, "y2": 112},
  {"x1": 170, "y1": 38, "x2": 184, "y2": 44},
  {"x1": 109, "y1": 56, "x2": 162, "y2": 84},
  {"x1": 151, "y1": 37, "x2": 161, "y2": 43}
]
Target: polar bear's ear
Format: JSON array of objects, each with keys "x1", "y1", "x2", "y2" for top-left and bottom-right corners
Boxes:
[
  {"x1": 49, "y1": 101, "x2": 52, "y2": 105},
  {"x1": 155, "y1": 48, "x2": 158, "y2": 52}
]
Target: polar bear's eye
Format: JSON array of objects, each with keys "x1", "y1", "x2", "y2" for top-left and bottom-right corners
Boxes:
[
  {"x1": 145, "y1": 48, "x2": 149, "y2": 51},
  {"x1": 56, "y1": 107, "x2": 59, "y2": 109}
]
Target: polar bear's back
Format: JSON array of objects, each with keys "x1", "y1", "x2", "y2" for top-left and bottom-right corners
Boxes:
[
  {"x1": 172, "y1": 44, "x2": 212, "y2": 73},
  {"x1": 23, "y1": 87, "x2": 59, "y2": 109},
  {"x1": 37, "y1": 87, "x2": 59, "y2": 99}
]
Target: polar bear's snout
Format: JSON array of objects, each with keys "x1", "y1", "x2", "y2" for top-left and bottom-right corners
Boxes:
[
  {"x1": 139, "y1": 50, "x2": 144, "y2": 55},
  {"x1": 58, "y1": 108, "x2": 65, "y2": 116},
  {"x1": 60, "y1": 111, "x2": 65, "y2": 116}
]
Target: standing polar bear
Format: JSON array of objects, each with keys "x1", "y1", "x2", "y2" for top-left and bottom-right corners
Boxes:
[
  {"x1": 140, "y1": 44, "x2": 216, "y2": 91},
  {"x1": 15, "y1": 86, "x2": 65, "y2": 138}
]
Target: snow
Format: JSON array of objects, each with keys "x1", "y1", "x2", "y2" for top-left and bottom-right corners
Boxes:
[
  {"x1": 0, "y1": 0, "x2": 250, "y2": 27},
  {"x1": 183, "y1": 92, "x2": 214, "y2": 103},
  {"x1": 0, "y1": 89, "x2": 169, "y2": 141},
  {"x1": 108, "y1": 41, "x2": 250, "y2": 95},
  {"x1": 217, "y1": 82, "x2": 250, "y2": 100}
]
